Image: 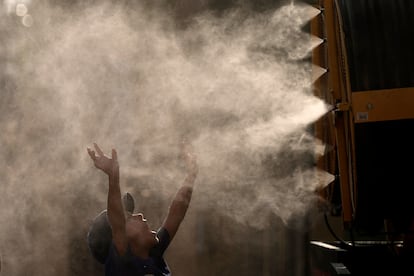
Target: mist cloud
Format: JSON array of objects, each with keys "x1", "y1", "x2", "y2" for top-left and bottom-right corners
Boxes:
[{"x1": 0, "y1": 0, "x2": 330, "y2": 274}]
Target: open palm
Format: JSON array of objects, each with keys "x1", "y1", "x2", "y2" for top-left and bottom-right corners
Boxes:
[{"x1": 87, "y1": 143, "x2": 118, "y2": 176}]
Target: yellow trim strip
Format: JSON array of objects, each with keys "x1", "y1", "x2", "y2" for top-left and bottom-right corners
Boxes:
[{"x1": 352, "y1": 87, "x2": 414, "y2": 123}]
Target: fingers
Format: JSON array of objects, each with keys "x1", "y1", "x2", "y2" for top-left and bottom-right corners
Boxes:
[
  {"x1": 184, "y1": 145, "x2": 196, "y2": 160},
  {"x1": 87, "y1": 148, "x2": 96, "y2": 160},
  {"x1": 94, "y1": 143, "x2": 104, "y2": 157},
  {"x1": 112, "y1": 149, "x2": 118, "y2": 162},
  {"x1": 181, "y1": 139, "x2": 195, "y2": 156},
  {"x1": 183, "y1": 144, "x2": 198, "y2": 174},
  {"x1": 179, "y1": 139, "x2": 196, "y2": 163},
  {"x1": 89, "y1": 143, "x2": 118, "y2": 162}
]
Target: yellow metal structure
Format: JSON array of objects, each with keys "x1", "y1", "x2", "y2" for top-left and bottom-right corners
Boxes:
[
  {"x1": 312, "y1": 0, "x2": 414, "y2": 227},
  {"x1": 312, "y1": 0, "x2": 355, "y2": 225},
  {"x1": 352, "y1": 87, "x2": 414, "y2": 123}
]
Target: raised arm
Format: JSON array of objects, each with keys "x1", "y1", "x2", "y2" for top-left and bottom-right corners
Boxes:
[
  {"x1": 162, "y1": 141, "x2": 198, "y2": 240},
  {"x1": 87, "y1": 143, "x2": 128, "y2": 255}
]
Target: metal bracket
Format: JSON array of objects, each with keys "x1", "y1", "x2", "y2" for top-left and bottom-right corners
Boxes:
[{"x1": 335, "y1": 102, "x2": 350, "y2": 112}]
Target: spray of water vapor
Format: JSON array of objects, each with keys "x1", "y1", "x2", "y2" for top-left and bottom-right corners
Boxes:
[{"x1": 0, "y1": 0, "x2": 330, "y2": 274}]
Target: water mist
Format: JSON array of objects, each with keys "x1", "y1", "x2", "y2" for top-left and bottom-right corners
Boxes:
[{"x1": 0, "y1": 0, "x2": 331, "y2": 275}]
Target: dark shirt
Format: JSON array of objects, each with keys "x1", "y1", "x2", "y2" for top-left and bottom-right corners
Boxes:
[{"x1": 105, "y1": 228, "x2": 171, "y2": 276}]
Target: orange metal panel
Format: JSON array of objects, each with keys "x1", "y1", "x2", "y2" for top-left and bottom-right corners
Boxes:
[{"x1": 352, "y1": 87, "x2": 414, "y2": 123}]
